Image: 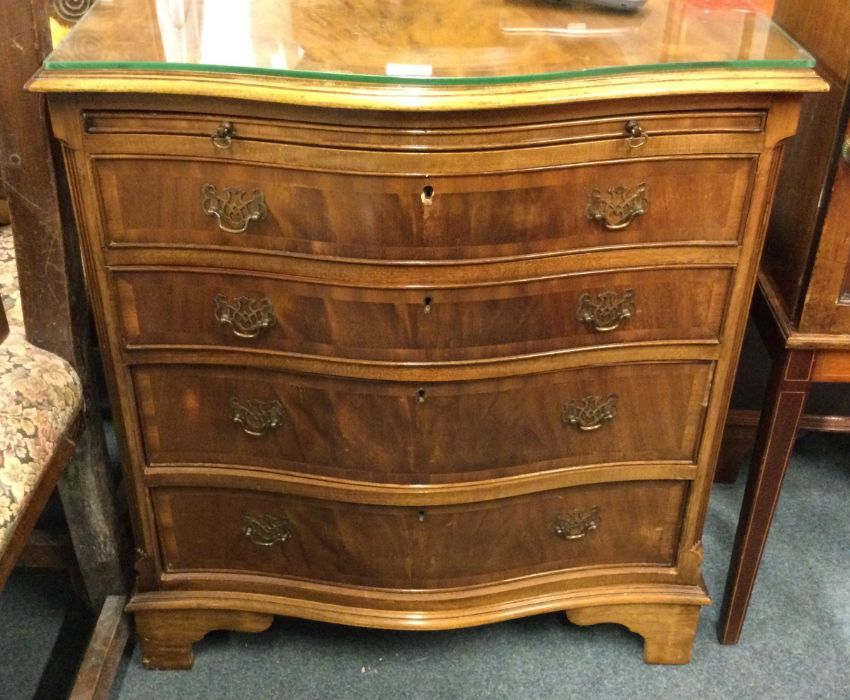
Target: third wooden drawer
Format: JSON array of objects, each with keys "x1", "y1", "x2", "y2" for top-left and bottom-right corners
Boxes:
[{"x1": 134, "y1": 360, "x2": 712, "y2": 483}]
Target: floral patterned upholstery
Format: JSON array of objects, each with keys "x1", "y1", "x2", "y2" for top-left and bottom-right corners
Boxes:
[
  {"x1": 0, "y1": 226, "x2": 82, "y2": 557},
  {"x1": 0, "y1": 226, "x2": 23, "y2": 330}
]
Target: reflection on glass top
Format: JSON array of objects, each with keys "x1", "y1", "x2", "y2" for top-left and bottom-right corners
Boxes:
[{"x1": 43, "y1": 0, "x2": 813, "y2": 85}]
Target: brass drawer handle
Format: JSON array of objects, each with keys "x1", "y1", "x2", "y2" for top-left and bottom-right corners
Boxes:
[
  {"x1": 202, "y1": 183, "x2": 268, "y2": 233},
  {"x1": 587, "y1": 183, "x2": 648, "y2": 230},
  {"x1": 230, "y1": 397, "x2": 286, "y2": 436},
  {"x1": 241, "y1": 512, "x2": 293, "y2": 546},
  {"x1": 211, "y1": 121, "x2": 234, "y2": 149},
  {"x1": 562, "y1": 394, "x2": 618, "y2": 431},
  {"x1": 625, "y1": 119, "x2": 648, "y2": 148},
  {"x1": 577, "y1": 290, "x2": 635, "y2": 332},
  {"x1": 215, "y1": 293, "x2": 275, "y2": 339},
  {"x1": 552, "y1": 507, "x2": 600, "y2": 540}
]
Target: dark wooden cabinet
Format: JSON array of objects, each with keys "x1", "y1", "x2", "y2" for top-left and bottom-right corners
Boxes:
[{"x1": 719, "y1": 0, "x2": 850, "y2": 644}]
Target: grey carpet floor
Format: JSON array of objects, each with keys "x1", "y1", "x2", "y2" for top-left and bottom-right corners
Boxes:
[{"x1": 3, "y1": 431, "x2": 849, "y2": 699}]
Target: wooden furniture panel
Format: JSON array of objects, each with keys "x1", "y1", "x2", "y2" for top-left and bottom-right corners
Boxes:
[
  {"x1": 759, "y1": 1, "x2": 850, "y2": 321},
  {"x1": 94, "y1": 155, "x2": 756, "y2": 261},
  {"x1": 152, "y1": 481, "x2": 687, "y2": 588},
  {"x1": 772, "y1": 1, "x2": 850, "y2": 81},
  {"x1": 760, "y1": 76, "x2": 849, "y2": 320},
  {"x1": 32, "y1": 0, "x2": 820, "y2": 669},
  {"x1": 113, "y1": 265, "x2": 733, "y2": 362},
  {"x1": 718, "y1": 0, "x2": 850, "y2": 645},
  {"x1": 134, "y1": 361, "x2": 712, "y2": 482},
  {"x1": 798, "y1": 121, "x2": 850, "y2": 334}
]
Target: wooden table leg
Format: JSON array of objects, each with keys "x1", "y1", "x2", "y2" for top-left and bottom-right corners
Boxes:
[{"x1": 717, "y1": 347, "x2": 814, "y2": 644}]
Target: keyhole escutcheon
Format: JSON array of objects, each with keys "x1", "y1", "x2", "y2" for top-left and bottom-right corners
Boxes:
[{"x1": 421, "y1": 184, "x2": 435, "y2": 205}]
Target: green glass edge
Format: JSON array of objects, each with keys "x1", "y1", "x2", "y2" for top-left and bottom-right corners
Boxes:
[{"x1": 42, "y1": 56, "x2": 816, "y2": 86}]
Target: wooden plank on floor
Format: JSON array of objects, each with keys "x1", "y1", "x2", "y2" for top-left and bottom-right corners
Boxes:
[{"x1": 69, "y1": 596, "x2": 130, "y2": 700}]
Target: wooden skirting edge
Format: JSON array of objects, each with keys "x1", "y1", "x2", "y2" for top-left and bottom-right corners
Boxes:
[
  {"x1": 727, "y1": 408, "x2": 850, "y2": 433},
  {"x1": 715, "y1": 408, "x2": 850, "y2": 483},
  {"x1": 70, "y1": 596, "x2": 130, "y2": 700}
]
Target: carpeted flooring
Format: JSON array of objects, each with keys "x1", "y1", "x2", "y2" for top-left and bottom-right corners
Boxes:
[{"x1": 3, "y1": 430, "x2": 848, "y2": 699}]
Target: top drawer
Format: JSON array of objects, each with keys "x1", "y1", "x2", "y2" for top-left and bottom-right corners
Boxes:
[{"x1": 94, "y1": 154, "x2": 756, "y2": 263}]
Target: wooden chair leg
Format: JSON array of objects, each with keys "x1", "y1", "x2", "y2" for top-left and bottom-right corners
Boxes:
[
  {"x1": 0, "y1": 0, "x2": 128, "y2": 612},
  {"x1": 717, "y1": 348, "x2": 814, "y2": 644}
]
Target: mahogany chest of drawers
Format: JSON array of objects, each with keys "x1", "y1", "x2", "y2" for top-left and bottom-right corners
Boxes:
[{"x1": 31, "y1": 0, "x2": 822, "y2": 668}]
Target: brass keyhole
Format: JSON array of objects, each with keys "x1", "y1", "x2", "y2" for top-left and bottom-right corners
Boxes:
[
  {"x1": 417, "y1": 388, "x2": 428, "y2": 404},
  {"x1": 421, "y1": 185, "x2": 435, "y2": 205},
  {"x1": 423, "y1": 295, "x2": 433, "y2": 313},
  {"x1": 418, "y1": 509, "x2": 427, "y2": 523}
]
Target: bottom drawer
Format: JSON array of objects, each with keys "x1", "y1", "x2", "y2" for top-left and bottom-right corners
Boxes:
[{"x1": 152, "y1": 481, "x2": 687, "y2": 589}]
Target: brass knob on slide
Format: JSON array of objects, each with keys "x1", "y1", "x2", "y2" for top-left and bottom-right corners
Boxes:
[
  {"x1": 212, "y1": 121, "x2": 234, "y2": 149},
  {"x1": 624, "y1": 119, "x2": 648, "y2": 148},
  {"x1": 842, "y1": 138, "x2": 850, "y2": 164}
]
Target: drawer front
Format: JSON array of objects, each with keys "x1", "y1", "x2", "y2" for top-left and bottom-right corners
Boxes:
[
  {"x1": 96, "y1": 156, "x2": 755, "y2": 261},
  {"x1": 151, "y1": 481, "x2": 687, "y2": 588},
  {"x1": 135, "y1": 361, "x2": 712, "y2": 482},
  {"x1": 114, "y1": 266, "x2": 733, "y2": 362}
]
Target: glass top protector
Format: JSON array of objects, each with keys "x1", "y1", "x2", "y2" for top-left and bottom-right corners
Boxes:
[{"x1": 43, "y1": 0, "x2": 814, "y2": 85}]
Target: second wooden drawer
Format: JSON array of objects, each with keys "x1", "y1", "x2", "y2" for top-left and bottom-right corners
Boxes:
[{"x1": 114, "y1": 266, "x2": 733, "y2": 362}]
